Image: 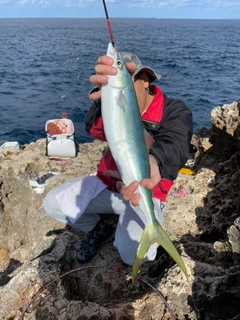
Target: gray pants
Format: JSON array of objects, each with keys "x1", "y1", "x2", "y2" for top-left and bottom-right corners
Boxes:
[{"x1": 43, "y1": 177, "x2": 166, "y2": 266}]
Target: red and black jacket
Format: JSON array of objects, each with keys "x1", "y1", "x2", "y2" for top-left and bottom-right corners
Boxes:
[{"x1": 84, "y1": 85, "x2": 193, "y2": 202}]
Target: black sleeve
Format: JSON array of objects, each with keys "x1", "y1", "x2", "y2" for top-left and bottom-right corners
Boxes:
[
  {"x1": 149, "y1": 96, "x2": 193, "y2": 180},
  {"x1": 84, "y1": 98, "x2": 102, "y2": 133}
]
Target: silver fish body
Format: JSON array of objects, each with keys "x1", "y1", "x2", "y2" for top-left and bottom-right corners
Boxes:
[
  {"x1": 102, "y1": 44, "x2": 149, "y2": 189},
  {"x1": 101, "y1": 43, "x2": 188, "y2": 284}
]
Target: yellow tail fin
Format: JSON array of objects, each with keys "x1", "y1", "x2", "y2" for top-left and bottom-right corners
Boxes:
[{"x1": 132, "y1": 220, "x2": 188, "y2": 284}]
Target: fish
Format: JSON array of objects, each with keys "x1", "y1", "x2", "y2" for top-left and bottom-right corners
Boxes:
[{"x1": 101, "y1": 42, "x2": 188, "y2": 284}]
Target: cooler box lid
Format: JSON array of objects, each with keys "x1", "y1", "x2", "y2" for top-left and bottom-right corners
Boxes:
[{"x1": 45, "y1": 119, "x2": 74, "y2": 137}]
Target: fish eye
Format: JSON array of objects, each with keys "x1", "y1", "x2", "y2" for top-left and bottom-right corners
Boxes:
[{"x1": 116, "y1": 59, "x2": 124, "y2": 69}]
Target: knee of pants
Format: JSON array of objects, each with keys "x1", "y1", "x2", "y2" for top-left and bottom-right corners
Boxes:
[
  {"x1": 42, "y1": 192, "x2": 51, "y2": 216},
  {"x1": 42, "y1": 190, "x2": 61, "y2": 219},
  {"x1": 117, "y1": 245, "x2": 135, "y2": 266},
  {"x1": 113, "y1": 237, "x2": 136, "y2": 266},
  {"x1": 114, "y1": 238, "x2": 158, "y2": 267}
]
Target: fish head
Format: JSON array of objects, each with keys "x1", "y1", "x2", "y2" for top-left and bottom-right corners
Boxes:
[{"x1": 106, "y1": 42, "x2": 130, "y2": 89}]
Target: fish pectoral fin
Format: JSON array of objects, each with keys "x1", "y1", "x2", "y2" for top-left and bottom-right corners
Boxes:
[
  {"x1": 132, "y1": 220, "x2": 188, "y2": 285},
  {"x1": 116, "y1": 90, "x2": 128, "y2": 112}
]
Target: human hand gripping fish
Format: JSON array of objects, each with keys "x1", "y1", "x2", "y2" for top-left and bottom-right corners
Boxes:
[
  {"x1": 97, "y1": 43, "x2": 188, "y2": 284},
  {"x1": 104, "y1": 154, "x2": 160, "y2": 207}
]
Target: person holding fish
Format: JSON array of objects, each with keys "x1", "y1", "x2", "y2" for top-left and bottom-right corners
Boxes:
[{"x1": 43, "y1": 47, "x2": 192, "y2": 282}]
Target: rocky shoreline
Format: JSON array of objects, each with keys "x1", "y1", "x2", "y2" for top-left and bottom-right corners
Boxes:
[{"x1": 0, "y1": 100, "x2": 239, "y2": 320}]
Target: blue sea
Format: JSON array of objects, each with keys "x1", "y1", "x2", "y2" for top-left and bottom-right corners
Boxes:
[{"x1": 0, "y1": 18, "x2": 240, "y2": 146}]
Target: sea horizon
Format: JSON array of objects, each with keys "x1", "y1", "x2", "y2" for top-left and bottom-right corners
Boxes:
[{"x1": 1, "y1": 18, "x2": 239, "y2": 145}]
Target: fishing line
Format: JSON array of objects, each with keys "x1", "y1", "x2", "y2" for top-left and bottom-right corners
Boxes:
[
  {"x1": 62, "y1": 93, "x2": 87, "y2": 115},
  {"x1": 102, "y1": 0, "x2": 115, "y2": 46},
  {"x1": 36, "y1": 76, "x2": 88, "y2": 117},
  {"x1": 35, "y1": 2, "x2": 116, "y2": 117},
  {"x1": 18, "y1": 265, "x2": 176, "y2": 319}
]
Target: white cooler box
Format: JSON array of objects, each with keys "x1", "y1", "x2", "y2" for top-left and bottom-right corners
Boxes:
[{"x1": 45, "y1": 118, "x2": 77, "y2": 157}]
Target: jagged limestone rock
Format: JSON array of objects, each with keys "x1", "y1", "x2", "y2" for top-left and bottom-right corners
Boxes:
[{"x1": 0, "y1": 101, "x2": 239, "y2": 320}]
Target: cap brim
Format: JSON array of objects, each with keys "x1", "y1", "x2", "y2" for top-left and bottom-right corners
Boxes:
[{"x1": 134, "y1": 66, "x2": 161, "y2": 83}]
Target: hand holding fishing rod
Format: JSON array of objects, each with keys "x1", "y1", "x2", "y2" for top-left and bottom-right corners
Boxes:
[
  {"x1": 89, "y1": 1, "x2": 136, "y2": 100},
  {"x1": 91, "y1": 0, "x2": 160, "y2": 203}
]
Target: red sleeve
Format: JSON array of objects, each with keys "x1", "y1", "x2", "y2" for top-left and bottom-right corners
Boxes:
[
  {"x1": 85, "y1": 98, "x2": 107, "y2": 141},
  {"x1": 88, "y1": 117, "x2": 106, "y2": 141}
]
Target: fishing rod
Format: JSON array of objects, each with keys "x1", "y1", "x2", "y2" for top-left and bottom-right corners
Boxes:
[{"x1": 102, "y1": 0, "x2": 115, "y2": 47}]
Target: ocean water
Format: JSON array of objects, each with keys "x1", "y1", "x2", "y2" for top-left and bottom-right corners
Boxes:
[{"x1": 0, "y1": 18, "x2": 239, "y2": 146}]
